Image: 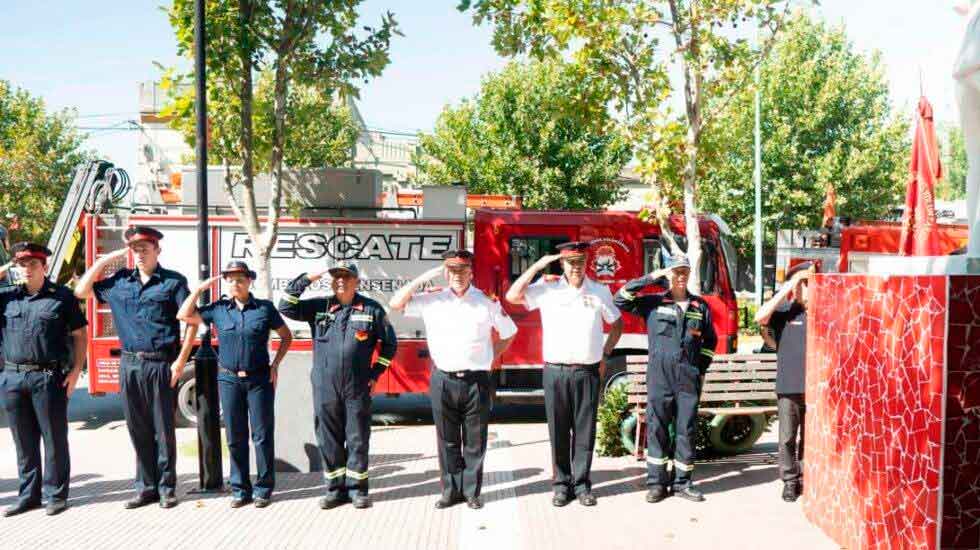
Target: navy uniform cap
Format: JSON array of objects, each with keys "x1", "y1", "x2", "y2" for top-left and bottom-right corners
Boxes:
[
  {"x1": 124, "y1": 226, "x2": 164, "y2": 245},
  {"x1": 328, "y1": 261, "x2": 359, "y2": 278},
  {"x1": 556, "y1": 241, "x2": 590, "y2": 259},
  {"x1": 11, "y1": 242, "x2": 52, "y2": 262},
  {"x1": 220, "y1": 260, "x2": 257, "y2": 279}
]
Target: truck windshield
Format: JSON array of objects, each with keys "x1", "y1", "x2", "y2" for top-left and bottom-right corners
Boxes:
[
  {"x1": 509, "y1": 236, "x2": 569, "y2": 282},
  {"x1": 647, "y1": 234, "x2": 723, "y2": 295}
]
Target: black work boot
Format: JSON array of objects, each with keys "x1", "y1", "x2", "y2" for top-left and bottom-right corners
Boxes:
[
  {"x1": 646, "y1": 485, "x2": 668, "y2": 503},
  {"x1": 782, "y1": 482, "x2": 800, "y2": 503}
]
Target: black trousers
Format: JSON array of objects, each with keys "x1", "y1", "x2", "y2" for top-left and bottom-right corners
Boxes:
[
  {"x1": 646, "y1": 354, "x2": 702, "y2": 488},
  {"x1": 311, "y1": 367, "x2": 372, "y2": 498},
  {"x1": 543, "y1": 363, "x2": 600, "y2": 497},
  {"x1": 429, "y1": 367, "x2": 491, "y2": 500},
  {"x1": 777, "y1": 394, "x2": 806, "y2": 483},
  {"x1": 218, "y1": 371, "x2": 275, "y2": 500},
  {"x1": 1, "y1": 368, "x2": 70, "y2": 505},
  {"x1": 119, "y1": 356, "x2": 177, "y2": 498}
]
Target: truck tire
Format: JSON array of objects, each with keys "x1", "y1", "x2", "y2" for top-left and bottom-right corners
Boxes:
[
  {"x1": 620, "y1": 412, "x2": 638, "y2": 454},
  {"x1": 176, "y1": 377, "x2": 198, "y2": 428},
  {"x1": 707, "y1": 413, "x2": 767, "y2": 455},
  {"x1": 600, "y1": 355, "x2": 628, "y2": 399}
]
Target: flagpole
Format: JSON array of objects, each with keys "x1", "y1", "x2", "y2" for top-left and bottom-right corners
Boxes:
[{"x1": 753, "y1": 43, "x2": 763, "y2": 305}]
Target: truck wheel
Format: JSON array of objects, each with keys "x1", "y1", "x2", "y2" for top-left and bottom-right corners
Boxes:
[
  {"x1": 601, "y1": 355, "x2": 628, "y2": 398},
  {"x1": 620, "y1": 413, "x2": 638, "y2": 454},
  {"x1": 176, "y1": 378, "x2": 198, "y2": 428},
  {"x1": 707, "y1": 413, "x2": 767, "y2": 455}
]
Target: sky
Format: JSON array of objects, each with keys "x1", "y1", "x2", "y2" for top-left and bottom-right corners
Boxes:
[{"x1": 0, "y1": 1, "x2": 971, "y2": 173}]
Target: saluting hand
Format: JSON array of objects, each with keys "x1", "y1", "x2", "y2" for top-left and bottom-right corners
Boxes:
[
  {"x1": 101, "y1": 247, "x2": 130, "y2": 263},
  {"x1": 422, "y1": 266, "x2": 443, "y2": 280},
  {"x1": 196, "y1": 275, "x2": 222, "y2": 293},
  {"x1": 533, "y1": 253, "x2": 562, "y2": 270},
  {"x1": 0, "y1": 261, "x2": 12, "y2": 280},
  {"x1": 647, "y1": 268, "x2": 671, "y2": 280},
  {"x1": 306, "y1": 269, "x2": 332, "y2": 283}
]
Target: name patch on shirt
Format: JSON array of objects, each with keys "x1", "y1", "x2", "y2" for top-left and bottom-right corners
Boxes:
[
  {"x1": 656, "y1": 306, "x2": 677, "y2": 317},
  {"x1": 350, "y1": 314, "x2": 373, "y2": 323}
]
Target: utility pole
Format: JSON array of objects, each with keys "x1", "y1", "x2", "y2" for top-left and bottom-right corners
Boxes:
[
  {"x1": 193, "y1": 0, "x2": 223, "y2": 491},
  {"x1": 753, "y1": 44, "x2": 764, "y2": 304}
]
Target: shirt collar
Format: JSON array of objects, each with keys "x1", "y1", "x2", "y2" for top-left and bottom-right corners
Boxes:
[
  {"x1": 128, "y1": 265, "x2": 162, "y2": 283},
  {"x1": 225, "y1": 293, "x2": 258, "y2": 310},
  {"x1": 20, "y1": 279, "x2": 54, "y2": 300},
  {"x1": 329, "y1": 294, "x2": 365, "y2": 312}
]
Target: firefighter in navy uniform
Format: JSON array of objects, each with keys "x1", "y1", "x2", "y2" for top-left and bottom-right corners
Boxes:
[
  {"x1": 278, "y1": 261, "x2": 396, "y2": 510},
  {"x1": 74, "y1": 226, "x2": 196, "y2": 510},
  {"x1": 0, "y1": 244, "x2": 88, "y2": 517},
  {"x1": 614, "y1": 253, "x2": 717, "y2": 503}
]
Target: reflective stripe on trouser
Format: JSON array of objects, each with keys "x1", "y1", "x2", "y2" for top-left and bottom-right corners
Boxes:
[
  {"x1": 645, "y1": 353, "x2": 702, "y2": 488},
  {"x1": 543, "y1": 363, "x2": 600, "y2": 497},
  {"x1": 429, "y1": 367, "x2": 491, "y2": 500},
  {"x1": 777, "y1": 394, "x2": 806, "y2": 483},
  {"x1": 218, "y1": 372, "x2": 275, "y2": 500},
  {"x1": 1, "y1": 369, "x2": 70, "y2": 504},
  {"x1": 119, "y1": 356, "x2": 177, "y2": 497},
  {"x1": 312, "y1": 369, "x2": 372, "y2": 498}
]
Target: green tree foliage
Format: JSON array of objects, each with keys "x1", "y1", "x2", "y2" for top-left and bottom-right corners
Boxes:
[
  {"x1": 0, "y1": 80, "x2": 91, "y2": 244},
  {"x1": 461, "y1": 0, "x2": 807, "y2": 290},
  {"x1": 164, "y1": 0, "x2": 397, "y2": 296},
  {"x1": 696, "y1": 15, "x2": 910, "y2": 256},
  {"x1": 415, "y1": 60, "x2": 631, "y2": 209},
  {"x1": 937, "y1": 124, "x2": 968, "y2": 201}
]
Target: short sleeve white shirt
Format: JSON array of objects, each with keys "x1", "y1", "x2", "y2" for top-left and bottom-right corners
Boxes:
[
  {"x1": 524, "y1": 276, "x2": 621, "y2": 364},
  {"x1": 404, "y1": 286, "x2": 518, "y2": 371}
]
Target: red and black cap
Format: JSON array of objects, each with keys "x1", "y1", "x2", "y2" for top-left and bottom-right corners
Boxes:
[
  {"x1": 124, "y1": 226, "x2": 164, "y2": 246},
  {"x1": 786, "y1": 261, "x2": 815, "y2": 280},
  {"x1": 11, "y1": 242, "x2": 52, "y2": 263},
  {"x1": 556, "y1": 241, "x2": 590, "y2": 260},
  {"x1": 442, "y1": 249, "x2": 474, "y2": 268},
  {"x1": 220, "y1": 260, "x2": 256, "y2": 279}
]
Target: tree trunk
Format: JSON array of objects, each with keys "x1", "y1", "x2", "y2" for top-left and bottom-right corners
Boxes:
[
  {"x1": 255, "y1": 59, "x2": 290, "y2": 299},
  {"x1": 670, "y1": 0, "x2": 705, "y2": 293}
]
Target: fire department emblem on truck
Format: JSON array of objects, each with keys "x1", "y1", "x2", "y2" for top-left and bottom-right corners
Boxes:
[{"x1": 593, "y1": 245, "x2": 620, "y2": 277}]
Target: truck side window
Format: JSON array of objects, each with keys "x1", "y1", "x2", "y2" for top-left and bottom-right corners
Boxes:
[
  {"x1": 643, "y1": 238, "x2": 665, "y2": 274},
  {"x1": 510, "y1": 237, "x2": 569, "y2": 283}
]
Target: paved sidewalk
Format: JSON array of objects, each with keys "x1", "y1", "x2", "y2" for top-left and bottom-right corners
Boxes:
[{"x1": 0, "y1": 417, "x2": 837, "y2": 550}]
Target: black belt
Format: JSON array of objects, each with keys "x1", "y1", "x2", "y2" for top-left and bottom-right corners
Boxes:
[
  {"x1": 121, "y1": 349, "x2": 176, "y2": 361},
  {"x1": 546, "y1": 362, "x2": 600, "y2": 369},
  {"x1": 435, "y1": 367, "x2": 488, "y2": 379},
  {"x1": 220, "y1": 366, "x2": 268, "y2": 378},
  {"x1": 4, "y1": 361, "x2": 64, "y2": 373}
]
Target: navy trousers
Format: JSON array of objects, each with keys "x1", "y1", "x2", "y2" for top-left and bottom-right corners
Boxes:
[
  {"x1": 119, "y1": 356, "x2": 177, "y2": 498},
  {"x1": 1, "y1": 368, "x2": 70, "y2": 505},
  {"x1": 218, "y1": 371, "x2": 275, "y2": 499},
  {"x1": 645, "y1": 354, "x2": 702, "y2": 488}
]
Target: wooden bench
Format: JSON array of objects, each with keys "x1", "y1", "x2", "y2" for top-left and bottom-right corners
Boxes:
[{"x1": 626, "y1": 353, "x2": 779, "y2": 460}]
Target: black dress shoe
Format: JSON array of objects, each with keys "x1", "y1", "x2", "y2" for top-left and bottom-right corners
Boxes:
[
  {"x1": 352, "y1": 495, "x2": 372, "y2": 509},
  {"x1": 254, "y1": 497, "x2": 271, "y2": 508},
  {"x1": 3, "y1": 501, "x2": 41, "y2": 517},
  {"x1": 466, "y1": 497, "x2": 483, "y2": 510},
  {"x1": 673, "y1": 485, "x2": 705, "y2": 502},
  {"x1": 434, "y1": 496, "x2": 460, "y2": 509},
  {"x1": 319, "y1": 496, "x2": 347, "y2": 510},
  {"x1": 576, "y1": 493, "x2": 597, "y2": 507},
  {"x1": 551, "y1": 493, "x2": 571, "y2": 507},
  {"x1": 230, "y1": 496, "x2": 253, "y2": 508},
  {"x1": 124, "y1": 494, "x2": 159, "y2": 510},
  {"x1": 45, "y1": 500, "x2": 68, "y2": 516},
  {"x1": 782, "y1": 483, "x2": 800, "y2": 502},
  {"x1": 159, "y1": 494, "x2": 179, "y2": 509}
]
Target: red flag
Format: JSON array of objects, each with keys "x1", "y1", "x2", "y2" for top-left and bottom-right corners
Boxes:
[
  {"x1": 822, "y1": 184, "x2": 836, "y2": 228},
  {"x1": 898, "y1": 96, "x2": 942, "y2": 256}
]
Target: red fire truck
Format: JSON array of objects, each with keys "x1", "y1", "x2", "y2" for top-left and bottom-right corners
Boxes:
[
  {"x1": 61, "y1": 164, "x2": 738, "y2": 425},
  {"x1": 777, "y1": 219, "x2": 969, "y2": 280}
]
